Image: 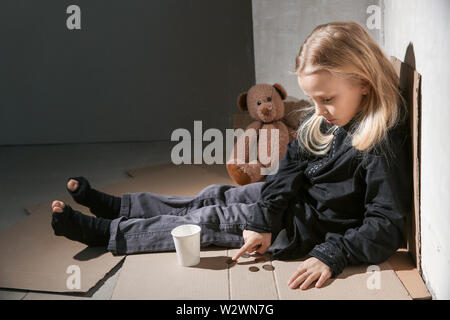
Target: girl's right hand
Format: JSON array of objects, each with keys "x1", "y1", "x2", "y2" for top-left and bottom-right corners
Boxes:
[{"x1": 232, "y1": 229, "x2": 272, "y2": 261}]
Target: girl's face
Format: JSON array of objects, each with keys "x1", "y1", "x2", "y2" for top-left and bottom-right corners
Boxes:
[{"x1": 298, "y1": 70, "x2": 369, "y2": 127}]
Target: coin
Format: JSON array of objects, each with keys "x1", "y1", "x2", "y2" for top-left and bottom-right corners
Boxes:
[
  {"x1": 254, "y1": 257, "x2": 267, "y2": 263},
  {"x1": 262, "y1": 264, "x2": 275, "y2": 271},
  {"x1": 249, "y1": 266, "x2": 260, "y2": 272},
  {"x1": 242, "y1": 253, "x2": 250, "y2": 258}
]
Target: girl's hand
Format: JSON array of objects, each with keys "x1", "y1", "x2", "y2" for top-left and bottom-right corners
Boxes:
[
  {"x1": 232, "y1": 230, "x2": 272, "y2": 261},
  {"x1": 287, "y1": 257, "x2": 332, "y2": 290}
]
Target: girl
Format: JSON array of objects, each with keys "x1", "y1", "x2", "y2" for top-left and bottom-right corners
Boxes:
[{"x1": 51, "y1": 21, "x2": 413, "y2": 291}]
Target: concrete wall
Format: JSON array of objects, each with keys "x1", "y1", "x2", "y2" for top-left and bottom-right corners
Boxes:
[
  {"x1": 0, "y1": 0, "x2": 255, "y2": 145},
  {"x1": 383, "y1": 0, "x2": 450, "y2": 300},
  {"x1": 251, "y1": 0, "x2": 381, "y2": 99}
]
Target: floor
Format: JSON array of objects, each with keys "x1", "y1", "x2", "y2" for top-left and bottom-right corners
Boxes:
[{"x1": 0, "y1": 140, "x2": 174, "y2": 300}]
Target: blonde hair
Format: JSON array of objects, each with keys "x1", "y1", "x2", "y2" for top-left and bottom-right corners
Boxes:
[{"x1": 292, "y1": 21, "x2": 407, "y2": 157}]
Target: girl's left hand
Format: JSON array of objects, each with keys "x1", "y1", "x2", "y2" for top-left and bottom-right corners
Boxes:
[{"x1": 287, "y1": 257, "x2": 332, "y2": 290}]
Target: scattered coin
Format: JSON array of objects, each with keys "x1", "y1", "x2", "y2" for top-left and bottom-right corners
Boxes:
[
  {"x1": 254, "y1": 257, "x2": 267, "y2": 263},
  {"x1": 249, "y1": 266, "x2": 260, "y2": 272},
  {"x1": 242, "y1": 253, "x2": 250, "y2": 258},
  {"x1": 262, "y1": 264, "x2": 275, "y2": 271}
]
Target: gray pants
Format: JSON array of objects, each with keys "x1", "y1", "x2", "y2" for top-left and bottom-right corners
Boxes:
[{"x1": 107, "y1": 182, "x2": 276, "y2": 255}]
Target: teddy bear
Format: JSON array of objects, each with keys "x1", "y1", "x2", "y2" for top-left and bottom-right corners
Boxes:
[{"x1": 226, "y1": 83, "x2": 311, "y2": 185}]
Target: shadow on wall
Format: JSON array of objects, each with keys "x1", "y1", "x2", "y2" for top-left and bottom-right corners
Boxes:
[{"x1": 402, "y1": 42, "x2": 421, "y2": 179}]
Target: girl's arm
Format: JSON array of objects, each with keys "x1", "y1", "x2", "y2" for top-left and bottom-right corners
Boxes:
[{"x1": 307, "y1": 129, "x2": 413, "y2": 278}]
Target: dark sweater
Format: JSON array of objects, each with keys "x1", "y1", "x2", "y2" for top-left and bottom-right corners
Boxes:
[{"x1": 244, "y1": 114, "x2": 413, "y2": 278}]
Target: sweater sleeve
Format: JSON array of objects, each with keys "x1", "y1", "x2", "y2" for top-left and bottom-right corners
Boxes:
[
  {"x1": 244, "y1": 139, "x2": 309, "y2": 233},
  {"x1": 308, "y1": 128, "x2": 413, "y2": 277}
]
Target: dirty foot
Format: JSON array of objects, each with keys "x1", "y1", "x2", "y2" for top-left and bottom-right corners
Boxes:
[
  {"x1": 67, "y1": 179, "x2": 79, "y2": 193},
  {"x1": 50, "y1": 199, "x2": 110, "y2": 246},
  {"x1": 65, "y1": 176, "x2": 121, "y2": 219},
  {"x1": 52, "y1": 200, "x2": 66, "y2": 213}
]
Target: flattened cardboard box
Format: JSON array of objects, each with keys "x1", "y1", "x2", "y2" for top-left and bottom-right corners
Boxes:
[
  {"x1": 390, "y1": 55, "x2": 422, "y2": 272},
  {"x1": 0, "y1": 190, "x2": 124, "y2": 293}
]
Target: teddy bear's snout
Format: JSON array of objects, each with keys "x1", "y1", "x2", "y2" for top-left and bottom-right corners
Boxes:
[{"x1": 260, "y1": 104, "x2": 273, "y2": 116}]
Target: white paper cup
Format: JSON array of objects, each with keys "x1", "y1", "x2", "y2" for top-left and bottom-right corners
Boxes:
[{"x1": 171, "y1": 224, "x2": 201, "y2": 267}]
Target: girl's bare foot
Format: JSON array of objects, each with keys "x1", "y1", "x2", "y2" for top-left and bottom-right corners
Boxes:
[
  {"x1": 67, "y1": 179, "x2": 79, "y2": 192},
  {"x1": 52, "y1": 200, "x2": 66, "y2": 213},
  {"x1": 65, "y1": 176, "x2": 121, "y2": 219},
  {"x1": 50, "y1": 199, "x2": 111, "y2": 246}
]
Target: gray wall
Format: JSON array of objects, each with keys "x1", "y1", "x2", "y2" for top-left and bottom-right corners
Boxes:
[
  {"x1": 251, "y1": 0, "x2": 381, "y2": 99},
  {"x1": 0, "y1": 0, "x2": 255, "y2": 145},
  {"x1": 383, "y1": 0, "x2": 450, "y2": 300}
]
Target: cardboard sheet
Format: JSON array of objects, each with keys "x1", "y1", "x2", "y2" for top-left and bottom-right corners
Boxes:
[
  {"x1": 112, "y1": 234, "x2": 412, "y2": 299},
  {"x1": 228, "y1": 250, "x2": 278, "y2": 300},
  {"x1": 127, "y1": 163, "x2": 239, "y2": 188},
  {"x1": 0, "y1": 176, "x2": 145, "y2": 293},
  {"x1": 390, "y1": 56, "x2": 422, "y2": 272},
  {"x1": 0, "y1": 197, "x2": 124, "y2": 293},
  {"x1": 273, "y1": 258, "x2": 411, "y2": 300},
  {"x1": 387, "y1": 249, "x2": 430, "y2": 300},
  {"x1": 112, "y1": 248, "x2": 229, "y2": 300}
]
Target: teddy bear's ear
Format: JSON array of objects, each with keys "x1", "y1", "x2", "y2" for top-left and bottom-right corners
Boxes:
[
  {"x1": 273, "y1": 83, "x2": 287, "y2": 100},
  {"x1": 237, "y1": 92, "x2": 248, "y2": 111}
]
